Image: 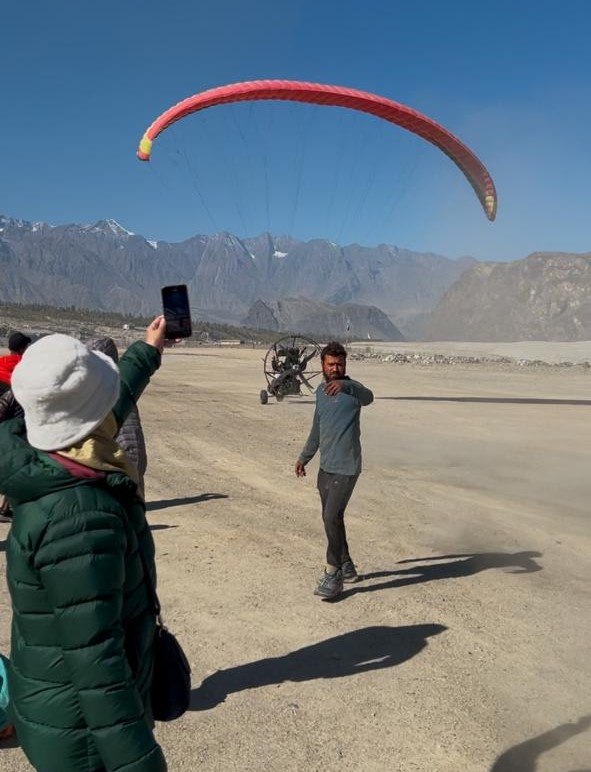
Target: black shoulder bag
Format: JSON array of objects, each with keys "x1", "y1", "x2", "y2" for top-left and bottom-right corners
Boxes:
[{"x1": 139, "y1": 550, "x2": 192, "y2": 721}]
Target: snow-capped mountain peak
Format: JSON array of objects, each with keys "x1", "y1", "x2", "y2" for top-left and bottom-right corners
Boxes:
[{"x1": 83, "y1": 219, "x2": 135, "y2": 238}]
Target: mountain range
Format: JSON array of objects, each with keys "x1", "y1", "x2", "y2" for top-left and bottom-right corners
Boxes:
[
  {"x1": 2, "y1": 214, "x2": 591, "y2": 341},
  {"x1": 0, "y1": 215, "x2": 471, "y2": 339}
]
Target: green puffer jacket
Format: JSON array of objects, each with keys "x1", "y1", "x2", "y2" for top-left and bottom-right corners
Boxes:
[{"x1": 0, "y1": 341, "x2": 167, "y2": 772}]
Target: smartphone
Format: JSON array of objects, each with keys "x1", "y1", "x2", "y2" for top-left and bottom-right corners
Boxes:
[{"x1": 161, "y1": 284, "x2": 193, "y2": 339}]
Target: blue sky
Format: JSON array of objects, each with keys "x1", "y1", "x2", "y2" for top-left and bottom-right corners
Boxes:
[{"x1": 1, "y1": 0, "x2": 590, "y2": 261}]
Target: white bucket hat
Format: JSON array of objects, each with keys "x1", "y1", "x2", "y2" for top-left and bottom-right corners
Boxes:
[{"x1": 12, "y1": 333, "x2": 120, "y2": 451}]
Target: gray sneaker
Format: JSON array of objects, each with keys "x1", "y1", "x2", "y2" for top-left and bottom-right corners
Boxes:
[
  {"x1": 314, "y1": 570, "x2": 343, "y2": 599},
  {"x1": 341, "y1": 560, "x2": 359, "y2": 583}
]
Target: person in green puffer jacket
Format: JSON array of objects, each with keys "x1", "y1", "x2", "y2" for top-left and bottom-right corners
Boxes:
[{"x1": 0, "y1": 317, "x2": 169, "y2": 772}]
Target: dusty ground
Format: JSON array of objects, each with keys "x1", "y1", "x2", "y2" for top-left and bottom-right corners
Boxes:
[{"x1": 1, "y1": 344, "x2": 590, "y2": 771}]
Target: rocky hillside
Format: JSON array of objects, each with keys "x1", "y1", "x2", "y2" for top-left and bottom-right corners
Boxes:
[
  {"x1": 424, "y1": 252, "x2": 591, "y2": 341},
  {"x1": 242, "y1": 298, "x2": 404, "y2": 341}
]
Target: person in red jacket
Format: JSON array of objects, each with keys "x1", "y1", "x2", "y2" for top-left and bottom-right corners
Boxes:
[
  {"x1": 0, "y1": 389, "x2": 24, "y2": 521},
  {"x1": 0, "y1": 332, "x2": 32, "y2": 395},
  {"x1": 0, "y1": 332, "x2": 31, "y2": 519}
]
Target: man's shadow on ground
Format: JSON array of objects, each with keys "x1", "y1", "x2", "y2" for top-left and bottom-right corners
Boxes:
[
  {"x1": 336, "y1": 551, "x2": 543, "y2": 601},
  {"x1": 0, "y1": 539, "x2": 5, "y2": 553},
  {"x1": 490, "y1": 714, "x2": 591, "y2": 772},
  {"x1": 146, "y1": 493, "x2": 228, "y2": 512},
  {"x1": 190, "y1": 623, "x2": 446, "y2": 711}
]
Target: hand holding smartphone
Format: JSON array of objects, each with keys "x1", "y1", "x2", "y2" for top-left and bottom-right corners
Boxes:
[{"x1": 161, "y1": 284, "x2": 193, "y2": 340}]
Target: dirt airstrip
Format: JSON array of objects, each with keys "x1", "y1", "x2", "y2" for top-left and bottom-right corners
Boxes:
[{"x1": 1, "y1": 343, "x2": 590, "y2": 771}]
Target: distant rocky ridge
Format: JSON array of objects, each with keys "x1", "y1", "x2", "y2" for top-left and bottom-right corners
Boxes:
[
  {"x1": 242, "y1": 297, "x2": 404, "y2": 340},
  {"x1": 0, "y1": 215, "x2": 472, "y2": 340},
  {"x1": 425, "y1": 252, "x2": 591, "y2": 341}
]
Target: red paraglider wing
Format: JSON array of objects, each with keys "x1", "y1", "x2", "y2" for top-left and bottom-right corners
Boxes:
[{"x1": 137, "y1": 79, "x2": 497, "y2": 221}]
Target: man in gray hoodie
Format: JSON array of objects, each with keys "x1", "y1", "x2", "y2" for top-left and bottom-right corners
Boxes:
[{"x1": 296, "y1": 341, "x2": 373, "y2": 599}]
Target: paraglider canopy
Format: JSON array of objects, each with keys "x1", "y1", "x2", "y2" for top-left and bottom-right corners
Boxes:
[{"x1": 137, "y1": 79, "x2": 497, "y2": 221}]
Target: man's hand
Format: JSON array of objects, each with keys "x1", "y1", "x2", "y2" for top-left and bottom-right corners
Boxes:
[
  {"x1": 324, "y1": 379, "x2": 344, "y2": 396},
  {"x1": 295, "y1": 461, "x2": 306, "y2": 478}
]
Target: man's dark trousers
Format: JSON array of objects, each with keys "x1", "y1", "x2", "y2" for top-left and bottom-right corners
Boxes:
[{"x1": 317, "y1": 469, "x2": 359, "y2": 568}]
